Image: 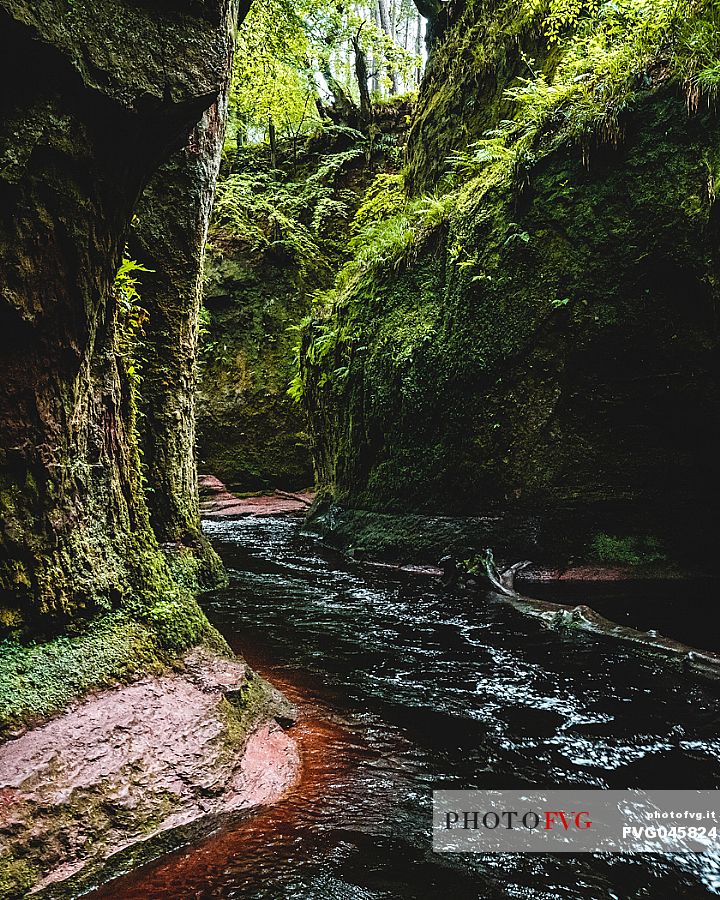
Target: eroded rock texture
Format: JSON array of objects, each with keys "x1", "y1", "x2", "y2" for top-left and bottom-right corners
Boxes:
[
  {"x1": 0, "y1": 648, "x2": 298, "y2": 897},
  {"x1": 302, "y1": 1, "x2": 720, "y2": 566},
  {"x1": 0, "y1": 0, "x2": 242, "y2": 628},
  {"x1": 132, "y1": 98, "x2": 229, "y2": 582}
]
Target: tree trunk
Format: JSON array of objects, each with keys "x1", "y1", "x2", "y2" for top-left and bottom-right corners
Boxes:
[
  {"x1": 0, "y1": 0, "x2": 240, "y2": 631},
  {"x1": 372, "y1": 3, "x2": 383, "y2": 96},
  {"x1": 352, "y1": 34, "x2": 373, "y2": 128},
  {"x1": 377, "y1": 0, "x2": 401, "y2": 95},
  {"x1": 321, "y1": 59, "x2": 359, "y2": 124},
  {"x1": 415, "y1": 12, "x2": 424, "y2": 83},
  {"x1": 269, "y1": 117, "x2": 278, "y2": 169}
]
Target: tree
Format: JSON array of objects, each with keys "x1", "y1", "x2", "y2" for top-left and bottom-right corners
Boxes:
[
  {"x1": 228, "y1": 0, "x2": 425, "y2": 147},
  {"x1": 377, "y1": 0, "x2": 401, "y2": 93},
  {"x1": 352, "y1": 25, "x2": 373, "y2": 125}
]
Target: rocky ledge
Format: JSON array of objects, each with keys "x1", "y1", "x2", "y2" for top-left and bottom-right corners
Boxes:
[
  {"x1": 0, "y1": 649, "x2": 299, "y2": 898},
  {"x1": 199, "y1": 475, "x2": 314, "y2": 519}
]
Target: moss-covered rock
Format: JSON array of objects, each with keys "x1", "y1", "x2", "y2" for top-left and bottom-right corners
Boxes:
[
  {"x1": 0, "y1": 646, "x2": 297, "y2": 898},
  {"x1": 0, "y1": 0, "x2": 241, "y2": 629},
  {"x1": 406, "y1": 0, "x2": 553, "y2": 192},
  {"x1": 198, "y1": 113, "x2": 409, "y2": 492},
  {"x1": 302, "y1": 2, "x2": 720, "y2": 567},
  {"x1": 199, "y1": 252, "x2": 315, "y2": 491},
  {"x1": 132, "y1": 99, "x2": 229, "y2": 576}
]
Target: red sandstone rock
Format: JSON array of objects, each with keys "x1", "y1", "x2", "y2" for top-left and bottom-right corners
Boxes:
[
  {"x1": 198, "y1": 474, "x2": 315, "y2": 518},
  {"x1": 0, "y1": 648, "x2": 299, "y2": 894}
]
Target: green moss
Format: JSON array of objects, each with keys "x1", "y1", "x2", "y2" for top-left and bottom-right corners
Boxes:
[
  {"x1": 217, "y1": 677, "x2": 270, "y2": 756},
  {"x1": 0, "y1": 854, "x2": 38, "y2": 900},
  {"x1": 0, "y1": 607, "x2": 230, "y2": 737},
  {"x1": 198, "y1": 124, "x2": 407, "y2": 491},
  {"x1": 300, "y1": 1, "x2": 720, "y2": 566},
  {"x1": 143, "y1": 595, "x2": 215, "y2": 653},
  {"x1": 164, "y1": 543, "x2": 229, "y2": 594},
  {"x1": 198, "y1": 254, "x2": 314, "y2": 490},
  {"x1": 591, "y1": 534, "x2": 667, "y2": 567},
  {"x1": 407, "y1": 0, "x2": 552, "y2": 191},
  {"x1": 0, "y1": 615, "x2": 160, "y2": 736}
]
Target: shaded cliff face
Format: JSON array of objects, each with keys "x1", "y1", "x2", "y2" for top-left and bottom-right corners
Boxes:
[
  {"x1": 301, "y1": 2, "x2": 720, "y2": 565},
  {"x1": 197, "y1": 112, "x2": 408, "y2": 493},
  {"x1": 199, "y1": 250, "x2": 315, "y2": 492},
  {"x1": 0, "y1": 0, "x2": 239, "y2": 629},
  {"x1": 131, "y1": 100, "x2": 229, "y2": 588},
  {"x1": 406, "y1": 0, "x2": 551, "y2": 193}
]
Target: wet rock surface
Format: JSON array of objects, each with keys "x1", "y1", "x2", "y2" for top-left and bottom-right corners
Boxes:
[
  {"x1": 200, "y1": 475, "x2": 314, "y2": 519},
  {"x1": 0, "y1": 648, "x2": 298, "y2": 896}
]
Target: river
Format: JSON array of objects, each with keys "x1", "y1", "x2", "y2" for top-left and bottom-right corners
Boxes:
[{"x1": 94, "y1": 515, "x2": 720, "y2": 899}]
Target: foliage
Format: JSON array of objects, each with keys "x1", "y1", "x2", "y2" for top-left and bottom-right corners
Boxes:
[
  {"x1": 210, "y1": 146, "x2": 372, "y2": 277},
  {"x1": 342, "y1": 176, "x2": 453, "y2": 282},
  {"x1": 448, "y1": 0, "x2": 720, "y2": 181},
  {"x1": 545, "y1": 0, "x2": 598, "y2": 43},
  {"x1": 113, "y1": 253, "x2": 151, "y2": 386},
  {"x1": 229, "y1": 0, "x2": 322, "y2": 147},
  {"x1": 218, "y1": 0, "x2": 425, "y2": 412},
  {"x1": 350, "y1": 172, "x2": 407, "y2": 234},
  {"x1": 289, "y1": 173, "x2": 454, "y2": 403},
  {"x1": 229, "y1": 0, "x2": 423, "y2": 148},
  {"x1": 591, "y1": 533, "x2": 667, "y2": 566},
  {"x1": 201, "y1": 115, "x2": 409, "y2": 486},
  {"x1": 0, "y1": 615, "x2": 167, "y2": 736},
  {"x1": 212, "y1": 172, "x2": 328, "y2": 277},
  {"x1": 111, "y1": 251, "x2": 153, "y2": 497}
]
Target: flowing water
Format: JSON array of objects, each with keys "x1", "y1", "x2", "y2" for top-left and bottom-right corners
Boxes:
[{"x1": 97, "y1": 516, "x2": 720, "y2": 899}]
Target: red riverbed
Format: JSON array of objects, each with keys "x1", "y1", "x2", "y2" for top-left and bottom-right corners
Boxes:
[{"x1": 89, "y1": 648, "x2": 365, "y2": 899}]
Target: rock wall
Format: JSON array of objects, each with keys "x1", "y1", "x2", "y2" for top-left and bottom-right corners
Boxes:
[
  {"x1": 0, "y1": 8, "x2": 308, "y2": 894},
  {"x1": 132, "y1": 98, "x2": 230, "y2": 588},
  {"x1": 302, "y1": 1, "x2": 720, "y2": 566},
  {"x1": 0, "y1": 0, "x2": 241, "y2": 629},
  {"x1": 406, "y1": 0, "x2": 550, "y2": 192},
  {"x1": 198, "y1": 112, "x2": 409, "y2": 493},
  {"x1": 199, "y1": 249, "x2": 315, "y2": 493}
]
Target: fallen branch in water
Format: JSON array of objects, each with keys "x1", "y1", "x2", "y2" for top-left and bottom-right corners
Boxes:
[
  {"x1": 479, "y1": 549, "x2": 720, "y2": 681},
  {"x1": 274, "y1": 489, "x2": 313, "y2": 507},
  {"x1": 361, "y1": 547, "x2": 720, "y2": 680},
  {"x1": 483, "y1": 549, "x2": 531, "y2": 596}
]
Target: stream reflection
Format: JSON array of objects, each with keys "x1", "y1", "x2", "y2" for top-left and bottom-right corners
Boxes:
[{"x1": 94, "y1": 516, "x2": 720, "y2": 899}]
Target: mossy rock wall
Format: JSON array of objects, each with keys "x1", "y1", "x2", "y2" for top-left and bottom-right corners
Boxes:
[
  {"x1": 198, "y1": 116, "x2": 408, "y2": 493},
  {"x1": 406, "y1": 0, "x2": 555, "y2": 192},
  {"x1": 198, "y1": 253, "x2": 314, "y2": 492},
  {"x1": 0, "y1": 0, "x2": 240, "y2": 629},
  {"x1": 305, "y1": 5, "x2": 720, "y2": 566}
]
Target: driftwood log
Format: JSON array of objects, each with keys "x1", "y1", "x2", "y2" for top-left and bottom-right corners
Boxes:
[
  {"x1": 361, "y1": 548, "x2": 720, "y2": 679},
  {"x1": 482, "y1": 550, "x2": 720, "y2": 680}
]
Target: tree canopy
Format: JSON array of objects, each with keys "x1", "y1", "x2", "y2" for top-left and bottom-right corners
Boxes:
[{"x1": 227, "y1": 0, "x2": 427, "y2": 148}]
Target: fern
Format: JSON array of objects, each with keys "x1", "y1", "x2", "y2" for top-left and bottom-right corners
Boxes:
[
  {"x1": 113, "y1": 254, "x2": 151, "y2": 383},
  {"x1": 447, "y1": 0, "x2": 720, "y2": 183}
]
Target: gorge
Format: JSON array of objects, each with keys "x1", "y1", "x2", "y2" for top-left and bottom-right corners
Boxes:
[{"x1": 1, "y1": 0, "x2": 720, "y2": 897}]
